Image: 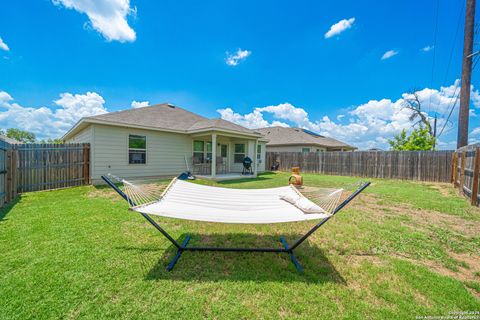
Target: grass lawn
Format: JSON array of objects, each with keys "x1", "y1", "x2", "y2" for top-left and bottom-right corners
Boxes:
[{"x1": 1, "y1": 172, "x2": 479, "y2": 319}]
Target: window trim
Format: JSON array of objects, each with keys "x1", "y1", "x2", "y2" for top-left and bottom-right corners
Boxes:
[
  {"x1": 128, "y1": 134, "x2": 147, "y2": 165},
  {"x1": 193, "y1": 140, "x2": 205, "y2": 163},
  {"x1": 234, "y1": 143, "x2": 246, "y2": 164},
  {"x1": 302, "y1": 147, "x2": 311, "y2": 153},
  {"x1": 256, "y1": 144, "x2": 262, "y2": 163}
]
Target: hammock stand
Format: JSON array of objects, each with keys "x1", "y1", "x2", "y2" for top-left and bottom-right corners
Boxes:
[{"x1": 101, "y1": 175, "x2": 370, "y2": 272}]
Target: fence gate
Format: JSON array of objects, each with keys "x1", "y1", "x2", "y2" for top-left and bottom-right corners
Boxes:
[
  {"x1": 0, "y1": 139, "x2": 10, "y2": 208},
  {"x1": 452, "y1": 143, "x2": 480, "y2": 205}
]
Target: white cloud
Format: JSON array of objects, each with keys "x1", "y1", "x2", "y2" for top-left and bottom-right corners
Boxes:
[
  {"x1": 381, "y1": 50, "x2": 398, "y2": 60},
  {"x1": 54, "y1": 92, "x2": 107, "y2": 123},
  {"x1": 470, "y1": 127, "x2": 480, "y2": 136},
  {"x1": 217, "y1": 80, "x2": 480, "y2": 150},
  {"x1": 52, "y1": 0, "x2": 136, "y2": 42},
  {"x1": 131, "y1": 100, "x2": 149, "y2": 108},
  {"x1": 0, "y1": 37, "x2": 9, "y2": 51},
  {"x1": 225, "y1": 49, "x2": 251, "y2": 66},
  {"x1": 324, "y1": 17, "x2": 355, "y2": 39},
  {"x1": 0, "y1": 91, "x2": 13, "y2": 106},
  {"x1": 0, "y1": 91, "x2": 107, "y2": 140},
  {"x1": 421, "y1": 45, "x2": 434, "y2": 52}
]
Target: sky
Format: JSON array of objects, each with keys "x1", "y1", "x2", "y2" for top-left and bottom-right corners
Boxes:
[{"x1": 0, "y1": 0, "x2": 479, "y2": 149}]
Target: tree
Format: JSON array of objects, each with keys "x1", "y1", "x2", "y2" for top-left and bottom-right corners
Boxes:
[
  {"x1": 401, "y1": 90, "x2": 433, "y2": 137},
  {"x1": 388, "y1": 126, "x2": 436, "y2": 151},
  {"x1": 388, "y1": 89, "x2": 437, "y2": 151},
  {"x1": 39, "y1": 138, "x2": 63, "y2": 144},
  {"x1": 5, "y1": 128, "x2": 36, "y2": 143}
]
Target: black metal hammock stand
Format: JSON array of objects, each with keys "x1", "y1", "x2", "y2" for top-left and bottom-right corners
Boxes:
[{"x1": 102, "y1": 175, "x2": 370, "y2": 272}]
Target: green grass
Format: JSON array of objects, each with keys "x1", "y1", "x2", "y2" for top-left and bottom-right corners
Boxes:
[{"x1": 1, "y1": 172, "x2": 479, "y2": 319}]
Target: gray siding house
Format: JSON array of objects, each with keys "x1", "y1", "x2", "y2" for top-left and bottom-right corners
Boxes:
[
  {"x1": 257, "y1": 127, "x2": 356, "y2": 152},
  {"x1": 63, "y1": 103, "x2": 267, "y2": 183}
]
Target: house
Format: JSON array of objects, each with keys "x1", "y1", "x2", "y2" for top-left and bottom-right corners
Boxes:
[
  {"x1": 256, "y1": 126, "x2": 356, "y2": 152},
  {"x1": 63, "y1": 103, "x2": 268, "y2": 183},
  {"x1": 0, "y1": 135, "x2": 22, "y2": 144}
]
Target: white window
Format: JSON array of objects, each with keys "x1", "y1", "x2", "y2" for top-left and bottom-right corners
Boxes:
[
  {"x1": 257, "y1": 144, "x2": 262, "y2": 163},
  {"x1": 193, "y1": 140, "x2": 205, "y2": 163},
  {"x1": 234, "y1": 143, "x2": 246, "y2": 163},
  {"x1": 206, "y1": 142, "x2": 212, "y2": 162},
  {"x1": 129, "y1": 135, "x2": 146, "y2": 164}
]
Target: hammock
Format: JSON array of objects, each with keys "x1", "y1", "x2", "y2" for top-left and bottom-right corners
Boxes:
[
  {"x1": 102, "y1": 174, "x2": 370, "y2": 272},
  {"x1": 122, "y1": 178, "x2": 343, "y2": 224}
]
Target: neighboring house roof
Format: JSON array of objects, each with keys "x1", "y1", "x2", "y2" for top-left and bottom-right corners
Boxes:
[
  {"x1": 256, "y1": 126, "x2": 356, "y2": 149},
  {"x1": 0, "y1": 135, "x2": 22, "y2": 144},
  {"x1": 63, "y1": 103, "x2": 264, "y2": 140}
]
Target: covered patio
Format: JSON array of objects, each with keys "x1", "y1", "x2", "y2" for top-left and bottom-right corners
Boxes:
[{"x1": 188, "y1": 130, "x2": 266, "y2": 180}]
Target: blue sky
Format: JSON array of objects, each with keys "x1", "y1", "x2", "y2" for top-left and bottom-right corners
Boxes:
[{"x1": 0, "y1": 0, "x2": 478, "y2": 149}]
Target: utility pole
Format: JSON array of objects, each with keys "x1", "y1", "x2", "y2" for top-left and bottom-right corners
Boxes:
[
  {"x1": 457, "y1": 0, "x2": 476, "y2": 148},
  {"x1": 433, "y1": 114, "x2": 437, "y2": 150}
]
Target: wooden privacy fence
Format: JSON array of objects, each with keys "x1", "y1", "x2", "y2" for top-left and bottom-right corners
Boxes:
[
  {"x1": 14, "y1": 143, "x2": 90, "y2": 193},
  {"x1": 452, "y1": 143, "x2": 480, "y2": 205},
  {"x1": 0, "y1": 142, "x2": 91, "y2": 208},
  {"x1": 267, "y1": 150, "x2": 455, "y2": 182}
]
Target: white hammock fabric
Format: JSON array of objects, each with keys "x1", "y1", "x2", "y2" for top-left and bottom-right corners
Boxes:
[{"x1": 123, "y1": 178, "x2": 343, "y2": 224}]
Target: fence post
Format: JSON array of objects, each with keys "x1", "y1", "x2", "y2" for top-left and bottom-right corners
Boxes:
[
  {"x1": 83, "y1": 143, "x2": 90, "y2": 185},
  {"x1": 5, "y1": 150, "x2": 11, "y2": 204},
  {"x1": 451, "y1": 153, "x2": 458, "y2": 185},
  {"x1": 13, "y1": 149, "x2": 17, "y2": 200},
  {"x1": 471, "y1": 148, "x2": 480, "y2": 205},
  {"x1": 459, "y1": 152, "x2": 466, "y2": 195}
]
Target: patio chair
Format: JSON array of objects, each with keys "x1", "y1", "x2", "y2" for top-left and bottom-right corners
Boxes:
[
  {"x1": 192, "y1": 156, "x2": 209, "y2": 175},
  {"x1": 101, "y1": 174, "x2": 370, "y2": 273}
]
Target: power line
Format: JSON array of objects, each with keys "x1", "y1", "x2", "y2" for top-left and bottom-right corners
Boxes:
[
  {"x1": 428, "y1": 0, "x2": 441, "y2": 116},
  {"x1": 442, "y1": 0, "x2": 464, "y2": 86},
  {"x1": 438, "y1": 54, "x2": 480, "y2": 139},
  {"x1": 437, "y1": 0, "x2": 464, "y2": 122},
  {"x1": 438, "y1": 88, "x2": 460, "y2": 138}
]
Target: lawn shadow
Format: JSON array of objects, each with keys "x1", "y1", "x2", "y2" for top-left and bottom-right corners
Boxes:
[
  {"x1": 216, "y1": 176, "x2": 274, "y2": 185},
  {"x1": 215, "y1": 172, "x2": 280, "y2": 185},
  {"x1": 141, "y1": 233, "x2": 346, "y2": 284},
  {"x1": 0, "y1": 195, "x2": 21, "y2": 222}
]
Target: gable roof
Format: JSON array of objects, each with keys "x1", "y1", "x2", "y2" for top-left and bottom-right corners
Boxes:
[
  {"x1": 188, "y1": 118, "x2": 262, "y2": 135},
  {"x1": 256, "y1": 126, "x2": 356, "y2": 149},
  {"x1": 85, "y1": 103, "x2": 206, "y2": 131},
  {"x1": 0, "y1": 135, "x2": 22, "y2": 144},
  {"x1": 63, "y1": 103, "x2": 263, "y2": 140}
]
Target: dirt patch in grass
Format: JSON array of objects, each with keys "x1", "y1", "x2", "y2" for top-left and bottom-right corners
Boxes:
[
  {"x1": 351, "y1": 193, "x2": 480, "y2": 238},
  {"x1": 422, "y1": 183, "x2": 453, "y2": 197},
  {"x1": 346, "y1": 189, "x2": 480, "y2": 298},
  {"x1": 397, "y1": 253, "x2": 480, "y2": 298}
]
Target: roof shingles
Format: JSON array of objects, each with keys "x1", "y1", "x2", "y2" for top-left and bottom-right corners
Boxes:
[
  {"x1": 256, "y1": 126, "x2": 355, "y2": 149},
  {"x1": 74, "y1": 103, "x2": 262, "y2": 137}
]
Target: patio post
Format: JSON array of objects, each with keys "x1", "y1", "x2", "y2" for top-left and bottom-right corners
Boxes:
[
  {"x1": 211, "y1": 133, "x2": 217, "y2": 178},
  {"x1": 253, "y1": 139, "x2": 258, "y2": 177}
]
